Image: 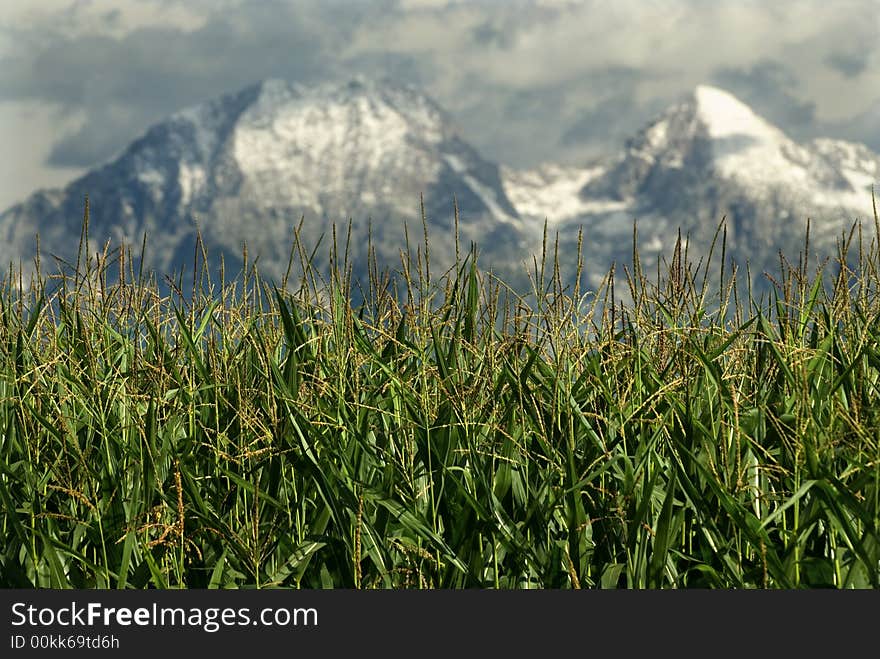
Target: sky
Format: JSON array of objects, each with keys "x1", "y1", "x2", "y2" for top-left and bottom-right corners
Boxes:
[{"x1": 1, "y1": 0, "x2": 878, "y2": 210}]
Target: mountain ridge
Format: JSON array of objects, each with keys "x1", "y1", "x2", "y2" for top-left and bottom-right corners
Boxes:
[
  {"x1": 2, "y1": 80, "x2": 878, "y2": 297},
  {"x1": 0, "y1": 77, "x2": 526, "y2": 292},
  {"x1": 503, "y1": 84, "x2": 879, "y2": 289}
]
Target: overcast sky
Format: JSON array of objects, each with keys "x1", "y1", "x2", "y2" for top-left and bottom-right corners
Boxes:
[{"x1": 1, "y1": 0, "x2": 878, "y2": 209}]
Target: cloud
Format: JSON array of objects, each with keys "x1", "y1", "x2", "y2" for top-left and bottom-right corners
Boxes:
[
  {"x1": 341, "y1": 0, "x2": 880, "y2": 163},
  {"x1": 0, "y1": 100, "x2": 84, "y2": 209},
  {"x1": 2, "y1": 0, "x2": 880, "y2": 189},
  {"x1": 47, "y1": 104, "x2": 143, "y2": 167},
  {"x1": 1, "y1": 0, "x2": 359, "y2": 166},
  {"x1": 824, "y1": 51, "x2": 869, "y2": 79},
  {"x1": 559, "y1": 88, "x2": 671, "y2": 161},
  {"x1": 822, "y1": 99, "x2": 880, "y2": 153}
]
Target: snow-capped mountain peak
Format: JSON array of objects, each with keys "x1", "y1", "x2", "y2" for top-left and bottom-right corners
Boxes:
[
  {"x1": 163, "y1": 77, "x2": 456, "y2": 213},
  {"x1": 2, "y1": 79, "x2": 877, "y2": 301},
  {"x1": 575, "y1": 83, "x2": 873, "y2": 209},
  {"x1": 231, "y1": 78, "x2": 443, "y2": 212},
  {"x1": 0, "y1": 77, "x2": 524, "y2": 291},
  {"x1": 501, "y1": 83, "x2": 880, "y2": 290},
  {"x1": 693, "y1": 84, "x2": 780, "y2": 141},
  {"x1": 689, "y1": 84, "x2": 816, "y2": 189}
]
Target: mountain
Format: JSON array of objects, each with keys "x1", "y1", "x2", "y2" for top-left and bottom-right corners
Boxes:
[
  {"x1": 503, "y1": 85, "x2": 880, "y2": 293},
  {"x1": 3, "y1": 81, "x2": 878, "y2": 301},
  {"x1": 0, "y1": 78, "x2": 525, "y2": 293}
]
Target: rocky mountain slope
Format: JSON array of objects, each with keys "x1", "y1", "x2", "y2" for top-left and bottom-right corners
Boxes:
[
  {"x1": 503, "y1": 85, "x2": 880, "y2": 292},
  {"x1": 2, "y1": 80, "x2": 878, "y2": 301},
  {"x1": 0, "y1": 78, "x2": 525, "y2": 293}
]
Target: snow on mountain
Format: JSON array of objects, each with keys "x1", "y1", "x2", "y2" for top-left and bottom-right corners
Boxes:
[
  {"x1": 502, "y1": 84, "x2": 880, "y2": 291},
  {"x1": 500, "y1": 163, "x2": 617, "y2": 226},
  {"x1": 0, "y1": 78, "x2": 525, "y2": 292},
  {"x1": 809, "y1": 137, "x2": 880, "y2": 211},
  {"x1": 2, "y1": 80, "x2": 878, "y2": 300},
  {"x1": 691, "y1": 85, "x2": 817, "y2": 189}
]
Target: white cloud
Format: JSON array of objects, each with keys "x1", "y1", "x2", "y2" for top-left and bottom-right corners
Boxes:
[
  {"x1": 1, "y1": 0, "x2": 878, "y2": 205},
  {"x1": 0, "y1": 0, "x2": 208, "y2": 38},
  {"x1": 0, "y1": 100, "x2": 85, "y2": 209}
]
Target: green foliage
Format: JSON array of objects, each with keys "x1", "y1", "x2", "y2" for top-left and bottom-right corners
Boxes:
[{"x1": 1, "y1": 202, "x2": 879, "y2": 588}]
